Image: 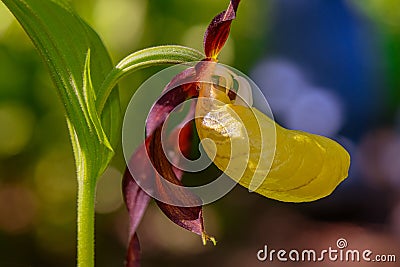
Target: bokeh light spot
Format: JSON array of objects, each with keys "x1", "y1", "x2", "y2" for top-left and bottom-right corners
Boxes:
[
  {"x1": 286, "y1": 89, "x2": 344, "y2": 136},
  {"x1": 34, "y1": 146, "x2": 76, "y2": 223},
  {"x1": 93, "y1": 0, "x2": 147, "y2": 53},
  {"x1": 251, "y1": 59, "x2": 344, "y2": 136},
  {"x1": 0, "y1": 103, "x2": 35, "y2": 157},
  {"x1": 95, "y1": 167, "x2": 123, "y2": 214},
  {"x1": 250, "y1": 59, "x2": 309, "y2": 118}
]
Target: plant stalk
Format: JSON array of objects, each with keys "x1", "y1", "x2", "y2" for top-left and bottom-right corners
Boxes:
[{"x1": 77, "y1": 176, "x2": 96, "y2": 267}]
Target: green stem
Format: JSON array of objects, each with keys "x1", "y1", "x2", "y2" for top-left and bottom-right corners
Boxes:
[
  {"x1": 77, "y1": 176, "x2": 96, "y2": 267},
  {"x1": 96, "y1": 45, "x2": 204, "y2": 113}
]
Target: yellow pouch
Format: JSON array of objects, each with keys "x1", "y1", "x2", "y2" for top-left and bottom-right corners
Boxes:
[{"x1": 195, "y1": 84, "x2": 350, "y2": 202}]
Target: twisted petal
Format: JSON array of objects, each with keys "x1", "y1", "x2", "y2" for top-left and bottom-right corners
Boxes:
[
  {"x1": 122, "y1": 143, "x2": 152, "y2": 267},
  {"x1": 123, "y1": 69, "x2": 214, "y2": 267},
  {"x1": 146, "y1": 84, "x2": 214, "y2": 242},
  {"x1": 203, "y1": 0, "x2": 241, "y2": 59},
  {"x1": 125, "y1": 233, "x2": 141, "y2": 267}
]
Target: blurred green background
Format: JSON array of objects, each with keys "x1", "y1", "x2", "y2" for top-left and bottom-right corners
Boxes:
[{"x1": 1, "y1": 0, "x2": 400, "y2": 266}]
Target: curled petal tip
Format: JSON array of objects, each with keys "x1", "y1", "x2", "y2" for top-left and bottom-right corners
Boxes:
[{"x1": 203, "y1": 0, "x2": 241, "y2": 59}]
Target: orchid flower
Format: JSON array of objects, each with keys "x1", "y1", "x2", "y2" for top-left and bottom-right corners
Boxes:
[{"x1": 122, "y1": 0, "x2": 350, "y2": 266}]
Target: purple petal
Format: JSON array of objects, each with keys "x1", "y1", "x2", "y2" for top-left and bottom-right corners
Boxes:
[
  {"x1": 123, "y1": 61, "x2": 218, "y2": 267},
  {"x1": 145, "y1": 80, "x2": 214, "y2": 239},
  {"x1": 148, "y1": 127, "x2": 215, "y2": 244},
  {"x1": 125, "y1": 233, "x2": 141, "y2": 267},
  {"x1": 156, "y1": 201, "x2": 204, "y2": 235},
  {"x1": 122, "y1": 144, "x2": 152, "y2": 267},
  {"x1": 146, "y1": 127, "x2": 202, "y2": 206},
  {"x1": 203, "y1": 0, "x2": 241, "y2": 59},
  {"x1": 146, "y1": 68, "x2": 198, "y2": 135},
  {"x1": 167, "y1": 102, "x2": 195, "y2": 178},
  {"x1": 122, "y1": 145, "x2": 152, "y2": 237}
]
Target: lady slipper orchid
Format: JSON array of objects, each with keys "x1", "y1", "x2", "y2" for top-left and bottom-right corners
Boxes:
[{"x1": 122, "y1": 0, "x2": 350, "y2": 266}]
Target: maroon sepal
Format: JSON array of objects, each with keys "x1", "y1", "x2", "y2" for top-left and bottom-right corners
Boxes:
[
  {"x1": 203, "y1": 0, "x2": 241, "y2": 59},
  {"x1": 123, "y1": 68, "x2": 217, "y2": 267}
]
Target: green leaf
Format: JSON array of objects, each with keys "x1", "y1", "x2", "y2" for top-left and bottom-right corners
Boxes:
[
  {"x1": 2, "y1": 2, "x2": 204, "y2": 266},
  {"x1": 83, "y1": 49, "x2": 112, "y2": 151},
  {"x1": 97, "y1": 45, "x2": 204, "y2": 112},
  {"x1": 1, "y1": 0, "x2": 120, "y2": 181},
  {"x1": 1, "y1": 1, "x2": 121, "y2": 265}
]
